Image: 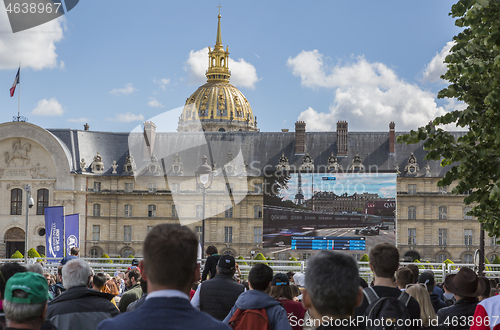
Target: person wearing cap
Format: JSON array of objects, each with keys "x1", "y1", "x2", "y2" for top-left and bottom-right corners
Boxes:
[
  {"x1": 191, "y1": 255, "x2": 244, "y2": 320},
  {"x1": 269, "y1": 273, "x2": 307, "y2": 330},
  {"x1": 437, "y1": 267, "x2": 485, "y2": 330},
  {"x1": 418, "y1": 272, "x2": 446, "y2": 313},
  {"x1": 3, "y1": 272, "x2": 51, "y2": 330}
]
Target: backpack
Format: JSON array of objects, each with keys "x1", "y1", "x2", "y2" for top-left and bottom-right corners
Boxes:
[
  {"x1": 363, "y1": 287, "x2": 411, "y2": 330},
  {"x1": 228, "y1": 308, "x2": 270, "y2": 330}
]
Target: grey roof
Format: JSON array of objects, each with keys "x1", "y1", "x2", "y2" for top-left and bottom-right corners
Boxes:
[{"x1": 47, "y1": 129, "x2": 465, "y2": 178}]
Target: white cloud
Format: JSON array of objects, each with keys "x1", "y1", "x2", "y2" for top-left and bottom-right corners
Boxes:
[
  {"x1": 422, "y1": 41, "x2": 454, "y2": 83},
  {"x1": 154, "y1": 78, "x2": 170, "y2": 91},
  {"x1": 110, "y1": 83, "x2": 137, "y2": 95},
  {"x1": 185, "y1": 47, "x2": 259, "y2": 89},
  {"x1": 67, "y1": 117, "x2": 89, "y2": 123},
  {"x1": 0, "y1": 8, "x2": 65, "y2": 70},
  {"x1": 32, "y1": 98, "x2": 64, "y2": 116},
  {"x1": 147, "y1": 97, "x2": 164, "y2": 108},
  {"x1": 288, "y1": 50, "x2": 449, "y2": 131},
  {"x1": 108, "y1": 112, "x2": 144, "y2": 123}
]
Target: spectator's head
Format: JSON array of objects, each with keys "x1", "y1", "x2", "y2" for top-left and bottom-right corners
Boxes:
[
  {"x1": 92, "y1": 273, "x2": 107, "y2": 291},
  {"x1": 407, "y1": 264, "x2": 419, "y2": 284},
  {"x1": 126, "y1": 268, "x2": 141, "y2": 289},
  {"x1": 405, "y1": 283, "x2": 436, "y2": 327},
  {"x1": 3, "y1": 272, "x2": 50, "y2": 329},
  {"x1": 206, "y1": 246, "x2": 217, "y2": 256},
  {"x1": 369, "y1": 243, "x2": 399, "y2": 278},
  {"x1": 26, "y1": 264, "x2": 43, "y2": 276},
  {"x1": 103, "y1": 280, "x2": 120, "y2": 296},
  {"x1": 418, "y1": 272, "x2": 435, "y2": 293},
  {"x1": 478, "y1": 276, "x2": 491, "y2": 301},
  {"x1": 70, "y1": 247, "x2": 79, "y2": 256},
  {"x1": 131, "y1": 259, "x2": 139, "y2": 267},
  {"x1": 444, "y1": 267, "x2": 485, "y2": 299},
  {"x1": 303, "y1": 250, "x2": 362, "y2": 320},
  {"x1": 0, "y1": 263, "x2": 27, "y2": 299},
  {"x1": 56, "y1": 266, "x2": 63, "y2": 283},
  {"x1": 62, "y1": 259, "x2": 92, "y2": 289},
  {"x1": 141, "y1": 224, "x2": 199, "y2": 294},
  {"x1": 286, "y1": 272, "x2": 295, "y2": 283},
  {"x1": 248, "y1": 263, "x2": 273, "y2": 291},
  {"x1": 396, "y1": 267, "x2": 414, "y2": 290},
  {"x1": 216, "y1": 255, "x2": 236, "y2": 275},
  {"x1": 269, "y1": 273, "x2": 293, "y2": 300}
]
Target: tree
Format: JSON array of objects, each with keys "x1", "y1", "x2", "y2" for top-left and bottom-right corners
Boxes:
[
  {"x1": 100, "y1": 253, "x2": 113, "y2": 264},
  {"x1": 253, "y1": 252, "x2": 268, "y2": 265},
  {"x1": 360, "y1": 254, "x2": 369, "y2": 262},
  {"x1": 414, "y1": 259, "x2": 425, "y2": 270},
  {"x1": 27, "y1": 248, "x2": 41, "y2": 259},
  {"x1": 127, "y1": 254, "x2": 135, "y2": 259},
  {"x1": 289, "y1": 256, "x2": 300, "y2": 266},
  {"x1": 493, "y1": 255, "x2": 500, "y2": 264},
  {"x1": 397, "y1": 0, "x2": 500, "y2": 237},
  {"x1": 11, "y1": 250, "x2": 23, "y2": 259},
  {"x1": 237, "y1": 256, "x2": 247, "y2": 266}
]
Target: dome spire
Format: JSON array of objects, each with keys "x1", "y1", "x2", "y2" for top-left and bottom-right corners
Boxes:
[{"x1": 206, "y1": 7, "x2": 231, "y2": 82}]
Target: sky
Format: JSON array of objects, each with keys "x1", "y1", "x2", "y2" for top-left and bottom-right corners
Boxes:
[{"x1": 0, "y1": 0, "x2": 464, "y2": 133}]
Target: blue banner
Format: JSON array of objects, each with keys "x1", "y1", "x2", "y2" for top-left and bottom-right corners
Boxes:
[
  {"x1": 44, "y1": 206, "x2": 64, "y2": 259},
  {"x1": 65, "y1": 214, "x2": 79, "y2": 252}
]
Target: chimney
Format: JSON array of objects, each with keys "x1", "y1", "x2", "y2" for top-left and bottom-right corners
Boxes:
[
  {"x1": 143, "y1": 121, "x2": 157, "y2": 158},
  {"x1": 295, "y1": 121, "x2": 306, "y2": 154},
  {"x1": 336, "y1": 121, "x2": 348, "y2": 156},
  {"x1": 84, "y1": 123, "x2": 89, "y2": 131},
  {"x1": 281, "y1": 129, "x2": 289, "y2": 132},
  {"x1": 389, "y1": 122, "x2": 395, "y2": 154}
]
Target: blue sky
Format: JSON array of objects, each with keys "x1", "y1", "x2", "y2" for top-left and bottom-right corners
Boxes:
[
  {"x1": 0, "y1": 1, "x2": 463, "y2": 133},
  {"x1": 280, "y1": 173, "x2": 397, "y2": 201}
]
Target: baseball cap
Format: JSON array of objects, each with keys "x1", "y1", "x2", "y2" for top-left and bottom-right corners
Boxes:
[
  {"x1": 217, "y1": 255, "x2": 235, "y2": 269},
  {"x1": 272, "y1": 273, "x2": 289, "y2": 286},
  {"x1": 5, "y1": 272, "x2": 50, "y2": 304},
  {"x1": 131, "y1": 259, "x2": 139, "y2": 266}
]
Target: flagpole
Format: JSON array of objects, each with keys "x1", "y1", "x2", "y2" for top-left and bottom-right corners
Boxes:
[{"x1": 18, "y1": 62, "x2": 21, "y2": 120}]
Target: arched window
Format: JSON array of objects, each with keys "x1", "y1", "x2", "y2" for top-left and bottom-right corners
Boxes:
[
  {"x1": 122, "y1": 248, "x2": 134, "y2": 258},
  {"x1": 10, "y1": 188, "x2": 22, "y2": 215},
  {"x1": 218, "y1": 128, "x2": 226, "y2": 132},
  {"x1": 437, "y1": 253, "x2": 447, "y2": 263},
  {"x1": 93, "y1": 204, "x2": 101, "y2": 217},
  {"x1": 36, "y1": 189, "x2": 49, "y2": 215},
  {"x1": 463, "y1": 253, "x2": 473, "y2": 264},
  {"x1": 90, "y1": 247, "x2": 102, "y2": 258}
]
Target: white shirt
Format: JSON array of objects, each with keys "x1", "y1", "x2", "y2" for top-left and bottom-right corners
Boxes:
[
  {"x1": 190, "y1": 283, "x2": 202, "y2": 310},
  {"x1": 146, "y1": 289, "x2": 190, "y2": 301}
]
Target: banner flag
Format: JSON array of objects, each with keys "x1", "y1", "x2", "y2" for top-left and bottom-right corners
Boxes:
[
  {"x1": 44, "y1": 206, "x2": 64, "y2": 259},
  {"x1": 65, "y1": 214, "x2": 79, "y2": 251},
  {"x1": 10, "y1": 68, "x2": 19, "y2": 97}
]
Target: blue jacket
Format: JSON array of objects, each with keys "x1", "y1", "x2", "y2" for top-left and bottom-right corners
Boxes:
[
  {"x1": 98, "y1": 297, "x2": 230, "y2": 330},
  {"x1": 223, "y1": 290, "x2": 292, "y2": 330},
  {"x1": 60, "y1": 255, "x2": 77, "y2": 265}
]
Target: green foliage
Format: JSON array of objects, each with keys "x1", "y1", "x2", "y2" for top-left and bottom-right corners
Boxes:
[
  {"x1": 397, "y1": 0, "x2": 500, "y2": 238},
  {"x1": 237, "y1": 256, "x2": 247, "y2": 266},
  {"x1": 114, "y1": 255, "x2": 122, "y2": 264},
  {"x1": 27, "y1": 248, "x2": 41, "y2": 258},
  {"x1": 360, "y1": 254, "x2": 369, "y2": 262},
  {"x1": 493, "y1": 255, "x2": 500, "y2": 264},
  {"x1": 443, "y1": 259, "x2": 458, "y2": 271},
  {"x1": 485, "y1": 256, "x2": 491, "y2": 272},
  {"x1": 100, "y1": 253, "x2": 113, "y2": 264},
  {"x1": 425, "y1": 260, "x2": 435, "y2": 269},
  {"x1": 253, "y1": 253, "x2": 268, "y2": 265},
  {"x1": 11, "y1": 250, "x2": 23, "y2": 259},
  {"x1": 289, "y1": 257, "x2": 300, "y2": 266},
  {"x1": 414, "y1": 259, "x2": 425, "y2": 269},
  {"x1": 127, "y1": 254, "x2": 135, "y2": 259},
  {"x1": 266, "y1": 257, "x2": 274, "y2": 266}
]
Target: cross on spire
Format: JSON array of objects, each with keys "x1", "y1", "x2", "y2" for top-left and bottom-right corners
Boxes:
[{"x1": 217, "y1": 3, "x2": 222, "y2": 15}]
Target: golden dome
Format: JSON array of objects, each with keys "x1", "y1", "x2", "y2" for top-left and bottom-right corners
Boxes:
[{"x1": 178, "y1": 14, "x2": 258, "y2": 132}]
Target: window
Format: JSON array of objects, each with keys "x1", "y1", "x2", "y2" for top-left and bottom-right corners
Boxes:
[
  {"x1": 408, "y1": 184, "x2": 416, "y2": 194},
  {"x1": 254, "y1": 205, "x2": 263, "y2": 218},
  {"x1": 36, "y1": 245, "x2": 45, "y2": 256},
  {"x1": 254, "y1": 227, "x2": 262, "y2": 243},
  {"x1": 439, "y1": 186, "x2": 447, "y2": 194},
  {"x1": 171, "y1": 183, "x2": 180, "y2": 193},
  {"x1": 124, "y1": 225, "x2": 132, "y2": 242},
  {"x1": 464, "y1": 207, "x2": 473, "y2": 220},
  {"x1": 464, "y1": 229, "x2": 473, "y2": 246},
  {"x1": 36, "y1": 189, "x2": 49, "y2": 215},
  {"x1": 225, "y1": 226, "x2": 233, "y2": 243},
  {"x1": 196, "y1": 205, "x2": 203, "y2": 218},
  {"x1": 93, "y1": 203, "x2": 101, "y2": 217},
  {"x1": 125, "y1": 182, "x2": 134, "y2": 193},
  {"x1": 148, "y1": 204, "x2": 156, "y2": 217},
  {"x1": 439, "y1": 206, "x2": 447, "y2": 220},
  {"x1": 124, "y1": 204, "x2": 132, "y2": 217},
  {"x1": 92, "y1": 225, "x2": 100, "y2": 241},
  {"x1": 225, "y1": 206, "x2": 233, "y2": 218},
  {"x1": 94, "y1": 182, "x2": 101, "y2": 192},
  {"x1": 90, "y1": 248, "x2": 100, "y2": 258},
  {"x1": 172, "y1": 204, "x2": 178, "y2": 218},
  {"x1": 302, "y1": 253, "x2": 312, "y2": 260},
  {"x1": 148, "y1": 183, "x2": 157, "y2": 193},
  {"x1": 10, "y1": 188, "x2": 22, "y2": 215},
  {"x1": 438, "y1": 253, "x2": 447, "y2": 263},
  {"x1": 408, "y1": 228, "x2": 416, "y2": 245},
  {"x1": 226, "y1": 183, "x2": 233, "y2": 194},
  {"x1": 464, "y1": 253, "x2": 473, "y2": 264},
  {"x1": 254, "y1": 182, "x2": 262, "y2": 194},
  {"x1": 439, "y1": 228, "x2": 447, "y2": 246},
  {"x1": 122, "y1": 249, "x2": 133, "y2": 258},
  {"x1": 195, "y1": 226, "x2": 202, "y2": 242},
  {"x1": 408, "y1": 206, "x2": 416, "y2": 219},
  {"x1": 491, "y1": 237, "x2": 499, "y2": 246}
]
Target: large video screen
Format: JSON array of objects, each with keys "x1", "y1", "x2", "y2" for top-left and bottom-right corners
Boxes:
[{"x1": 263, "y1": 172, "x2": 396, "y2": 257}]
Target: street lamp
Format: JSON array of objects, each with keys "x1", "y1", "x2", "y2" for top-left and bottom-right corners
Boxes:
[
  {"x1": 24, "y1": 185, "x2": 34, "y2": 264},
  {"x1": 195, "y1": 155, "x2": 213, "y2": 258}
]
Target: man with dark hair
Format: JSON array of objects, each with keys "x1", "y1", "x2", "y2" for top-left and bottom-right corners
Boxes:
[
  {"x1": 407, "y1": 264, "x2": 419, "y2": 284},
  {"x1": 49, "y1": 266, "x2": 65, "y2": 299},
  {"x1": 202, "y1": 246, "x2": 221, "y2": 282},
  {"x1": 92, "y1": 273, "x2": 108, "y2": 292},
  {"x1": 418, "y1": 272, "x2": 446, "y2": 312},
  {"x1": 395, "y1": 267, "x2": 414, "y2": 290},
  {"x1": 302, "y1": 250, "x2": 363, "y2": 329},
  {"x1": 60, "y1": 247, "x2": 79, "y2": 265},
  {"x1": 191, "y1": 255, "x2": 244, "y2": 320},
  {"x1": 223, "y1": 263, "x2": 291, "y2": 330},
  {"x1": 97, "y1": 224, "x2": 230, "y2": 330},
  {"x1": 354, "y1": 243, "x2": 420, "y2": 328},
  {"x1": 118, "y1": 268, "x2": 142, "y2": 312}
]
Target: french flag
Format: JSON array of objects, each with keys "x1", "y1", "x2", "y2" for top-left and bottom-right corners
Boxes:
[{"x1": 10, "y1": 68, "x2": 19, "y2": 97}]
